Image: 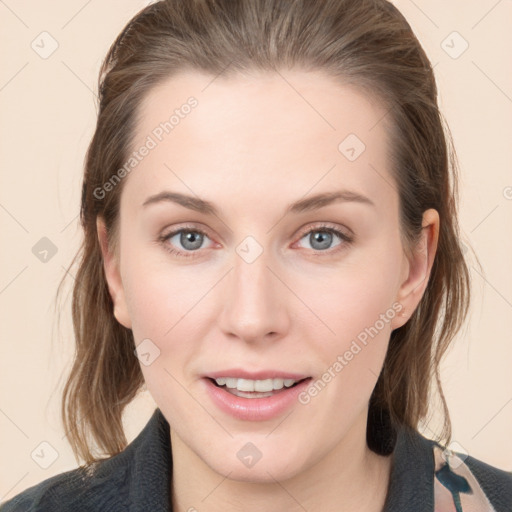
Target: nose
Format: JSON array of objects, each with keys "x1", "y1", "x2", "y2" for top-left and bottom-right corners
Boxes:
[{"x1": 217, "y1": 245, "x2": 290, "y2": 345}]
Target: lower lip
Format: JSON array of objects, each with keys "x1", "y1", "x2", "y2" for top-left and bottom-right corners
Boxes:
[{"x1": 202, "y1": 377, "x2": 312, "y2": 421}]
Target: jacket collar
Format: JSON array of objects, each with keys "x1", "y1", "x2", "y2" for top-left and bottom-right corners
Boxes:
[{"x1": 93, "y1": 408, "x2": 173, "y2": 511}]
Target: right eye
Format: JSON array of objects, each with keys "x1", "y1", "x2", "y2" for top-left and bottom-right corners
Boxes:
[{"x1": 158, "y1": 226, "x2": 215, "y2": 258}]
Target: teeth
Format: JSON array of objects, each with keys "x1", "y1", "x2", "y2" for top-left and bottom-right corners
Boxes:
[{"x1": 214, "y1": 377, "x2": 301, "y2": 392}]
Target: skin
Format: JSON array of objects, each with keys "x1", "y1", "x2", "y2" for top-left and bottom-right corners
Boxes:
[{"x1": 97, "y1": 69, "x2": 439, "y2": 512}]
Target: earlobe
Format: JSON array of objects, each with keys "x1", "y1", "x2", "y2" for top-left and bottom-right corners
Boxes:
[
  {"x1": 96, "y1": 217, "x2": 132, "y2": 329},
  {"x1": 390, "y1": 209, "x2": 440, "y2": 330}
]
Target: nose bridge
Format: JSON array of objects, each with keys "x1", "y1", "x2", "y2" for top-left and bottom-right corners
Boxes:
[{"x1": 218, "y1": 238, "x2": 288, "y2": 342}]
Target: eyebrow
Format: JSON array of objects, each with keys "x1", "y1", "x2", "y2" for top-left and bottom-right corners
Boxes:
[{"x1": 142, "y1": 189, "x2": 375, "y2": 215}]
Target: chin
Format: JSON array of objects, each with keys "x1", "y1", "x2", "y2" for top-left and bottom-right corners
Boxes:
[
  {"x1": 200, "y1": 439, "x2": 309, "y2": 484},
  {"x1": 211, "y1": 459, "x2": 303, "y2": 484}
]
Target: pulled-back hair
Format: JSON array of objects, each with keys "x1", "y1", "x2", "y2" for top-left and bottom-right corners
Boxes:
[{"x1": 57, "y1": 0, "x2": 471, "y2": 464}]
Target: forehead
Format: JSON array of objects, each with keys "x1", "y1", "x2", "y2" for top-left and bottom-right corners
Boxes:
[{"x1": 122, "y1": 69, "x2": 395, "y2": 212}]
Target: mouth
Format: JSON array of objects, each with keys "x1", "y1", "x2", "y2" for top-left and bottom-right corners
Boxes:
[
  {"x1": 202, "y1": 374, "x2": 313, "y2": 421},
  {"x1": 206, "y1": 376, "x2": 310, "y2": 399}
]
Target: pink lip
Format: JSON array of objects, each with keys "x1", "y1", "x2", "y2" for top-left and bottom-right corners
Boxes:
[
  {"x1": 202, "y1": 376, "x2": 312, "y2": 421},
  {"x1": 205, "y1": 368, "x2": 309, "y2": 380}
]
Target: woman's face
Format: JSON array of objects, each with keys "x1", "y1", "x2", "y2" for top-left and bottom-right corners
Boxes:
[{"x1": 98, "y1": 69, "x2": 436, "y2": 482}]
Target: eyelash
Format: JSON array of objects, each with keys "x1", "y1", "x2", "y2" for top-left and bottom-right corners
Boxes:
[{"x1": 157, "y1": 223, "x2": 354, "y2": 259}]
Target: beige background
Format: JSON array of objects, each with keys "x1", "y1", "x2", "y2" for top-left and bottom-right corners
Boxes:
[{"x1": 1, "y1": 0, "x2": 511, "y2": 501}]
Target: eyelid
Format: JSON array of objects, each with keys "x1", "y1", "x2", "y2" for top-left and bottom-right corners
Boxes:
[
  {"x1": 160, "y1": 222, "x2": 214, "y2": 239},
  {"x1": 295, "y1": 222, "x2": 353, "y2": 240}
]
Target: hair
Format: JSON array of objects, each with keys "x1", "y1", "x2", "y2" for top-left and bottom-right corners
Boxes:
[{"x1": 56, "y1": 0, "x2": 471, "y2": 465}]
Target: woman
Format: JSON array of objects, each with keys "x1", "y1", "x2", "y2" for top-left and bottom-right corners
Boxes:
[{"x1": 2, "y1": 0, "x2": 511, "y2": 511}]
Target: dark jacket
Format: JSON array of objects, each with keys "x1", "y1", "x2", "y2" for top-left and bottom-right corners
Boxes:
[{"x1": 1, "y1": 408, "x2": 511, "y2": 511}]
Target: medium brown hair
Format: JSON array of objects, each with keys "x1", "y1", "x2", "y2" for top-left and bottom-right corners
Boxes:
[{"x1": 57, "y1": 0, "x2": 471, "y2": 464}]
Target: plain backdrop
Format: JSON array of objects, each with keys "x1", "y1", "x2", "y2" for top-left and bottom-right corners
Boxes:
[{"x1": 1, "y1": 0, "x2": 511, "y2": 501}]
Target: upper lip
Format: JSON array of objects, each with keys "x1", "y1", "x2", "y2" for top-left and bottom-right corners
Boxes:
[{"x1": 205, "y1": 368, "x2": 310, "y2": 381}]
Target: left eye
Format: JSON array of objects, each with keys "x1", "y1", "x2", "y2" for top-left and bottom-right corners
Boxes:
[{"x1": 296, "y1": 227, "x2": 349, "y2": 252}]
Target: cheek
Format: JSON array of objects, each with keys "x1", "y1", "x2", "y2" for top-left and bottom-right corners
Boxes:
[
  {"x1": 121, "y1": 255, "x2": 219, "y2": 401},
  {"x1": 121, "y1": 253, "x2": 212, "y2": 340},
  {"x1": 298, "y1": 246, "x2": 401, "y2": 350},
  {"x1": 293, "y1": 242, "x2": 401, "y2": 410},
  {"x1": 124, "y1": 264, "x2": 206, "y2": 422},
  {"x1": 296, "y1": 289, "x2": 395, "y2": 441}
]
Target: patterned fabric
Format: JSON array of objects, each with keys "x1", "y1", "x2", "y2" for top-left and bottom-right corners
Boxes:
[{"x1": 433, "y1": 444, "x2": 498, "y2": 511}]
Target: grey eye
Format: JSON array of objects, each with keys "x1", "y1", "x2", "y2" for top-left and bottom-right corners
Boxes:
[
  {"x1": 171, "y1": 230, "x2": 206, "y2": 251},
  {"x1": 298, "y1": 229, "x2": 342, "y2": 251}
]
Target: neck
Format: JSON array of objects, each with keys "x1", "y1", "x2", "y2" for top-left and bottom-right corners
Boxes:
[{"x1": 170, "y1": 412, "x2": 393, "y2": 512}]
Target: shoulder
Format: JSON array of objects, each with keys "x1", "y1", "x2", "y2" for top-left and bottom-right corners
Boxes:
[
  {"x1": 460, "y1": 451, "x2": 512, "y2": 512},
  {"x1": 0, "y1": 446, "x2": 135, "y2": 512},
  {"x1": 0, "y1": 409, "x2": 172, "y2": 512},
  {"x1": 431, "y1": 436, "x2": 512, "y2": 512},
  {"x1": 385, "y1": 425, "x2": 512, "y2": 511}
]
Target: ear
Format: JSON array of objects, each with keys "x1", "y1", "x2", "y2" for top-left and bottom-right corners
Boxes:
[
  {"x1": 96, "y1": 216, "x2": 132, "y2": 329},
  {"x1": 390, "y1": 208, "x2": 439, "y2": 329}
]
